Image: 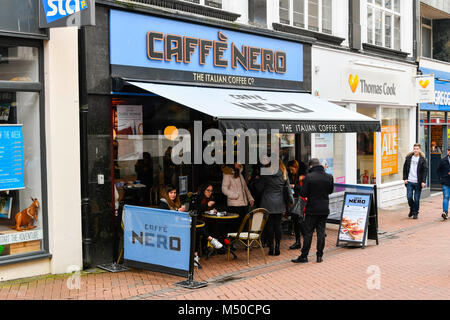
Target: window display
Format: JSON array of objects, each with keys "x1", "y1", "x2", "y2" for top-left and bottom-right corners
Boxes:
[{"x1": 0, "y1": 92, "x2": 43, "y2": 257}]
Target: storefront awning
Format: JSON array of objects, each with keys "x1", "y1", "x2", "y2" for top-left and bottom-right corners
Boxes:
[{"x1": 127, "y1": 82, "x2": 381, "y2": 133}]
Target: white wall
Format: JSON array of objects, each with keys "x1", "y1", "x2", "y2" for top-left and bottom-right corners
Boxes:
[{"x1": 44, "y1": 27, "x2": 83, "y2": 275}]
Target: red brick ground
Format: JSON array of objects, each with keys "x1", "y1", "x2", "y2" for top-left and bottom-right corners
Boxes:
[{"x1": 1, "y1": 194, "x2": 449, "y2": 300}]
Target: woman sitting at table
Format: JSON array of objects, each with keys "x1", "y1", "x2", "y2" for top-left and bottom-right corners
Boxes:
[{"x1": 158, "y1": 184, "x2": 186, "y2": 212}]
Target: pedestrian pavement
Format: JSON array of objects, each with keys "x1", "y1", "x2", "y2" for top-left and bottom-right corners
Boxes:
[{"x1": 1, "y1": 193, "x2": 449, "y2": 300}]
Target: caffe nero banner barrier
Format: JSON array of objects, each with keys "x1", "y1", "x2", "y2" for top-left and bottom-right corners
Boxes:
[
  {"x1": 123, "y1": 205, "x2": 192, "y2": 277},
  {"x1": 110, "y1": 9, "x2": 305, "y2": 90}
]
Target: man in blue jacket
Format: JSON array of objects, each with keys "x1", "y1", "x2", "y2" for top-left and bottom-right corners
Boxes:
[{"x1": 437, "y1": 146, "x2": 450, "y2": 220}]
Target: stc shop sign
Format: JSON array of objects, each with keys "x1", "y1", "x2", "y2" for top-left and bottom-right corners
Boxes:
[
  {"x1": 110, "y1": 10, "x2": 305, "y2": 90},
  {"x1": 39, "y1": 0, "x2": 95, "y2": 28}
]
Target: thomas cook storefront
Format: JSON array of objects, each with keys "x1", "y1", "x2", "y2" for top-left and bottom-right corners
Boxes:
[{"x1": 82, "y1": 6, "x2": 379, "y2": 267}]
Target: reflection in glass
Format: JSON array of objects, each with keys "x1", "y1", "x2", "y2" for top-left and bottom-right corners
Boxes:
[{"x1": 0, "y1": 45, "x2": 39, "y2": 82}]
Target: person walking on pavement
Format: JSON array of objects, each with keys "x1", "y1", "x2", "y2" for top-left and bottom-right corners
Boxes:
[
  {"x1": 437, "y1": 147, "x2": 450, "y2": 220},
  {"x1": 292, "y1": 158, "x2": 334, "y2": 264},
  {"x1": 402, "y1": 143, "x2": 428, "y2": 219}
]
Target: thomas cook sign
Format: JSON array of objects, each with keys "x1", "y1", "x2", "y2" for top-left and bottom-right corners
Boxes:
[{"x1": 39, "y1": 0, "x2": 95, "y2": 28}]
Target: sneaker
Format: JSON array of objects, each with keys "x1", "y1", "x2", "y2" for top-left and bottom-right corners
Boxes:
[
  {"x1": 408, "y1": 211, "x2": 414, "y2": 218},
  {"x1": 194, "y1": 255, "x2": 202, "y2": 269},
  {"x1": 209, "y1": 237, "x2": 223, "y2": 249},
  {"x1": 442, "y1": 212, "x2": 448, "y2": 220},
  {"x1": 413, "y1": 213, "x2": 418, "y2": 219}
]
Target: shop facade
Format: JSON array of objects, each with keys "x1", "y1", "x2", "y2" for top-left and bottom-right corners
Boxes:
[
  {"x1": 82, "y1": 2, "x2": 379, "y2": 267},
  {"x1": 0, "y1": 1, "x2": 82, "y2": 281},
  {"x1": 418, "y1": 58, "x2": 450, "y2": 190},
  {"x1": 312, "y1": 46, "x2": 417, "y2": 208}
]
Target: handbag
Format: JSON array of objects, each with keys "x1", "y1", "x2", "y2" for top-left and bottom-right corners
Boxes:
[
  {"x1": 290, "y1": 197, "x2": 306, "y2": 219},
  {"x1": 283, "y1": 179, "x2": 294, "y2": 206}
]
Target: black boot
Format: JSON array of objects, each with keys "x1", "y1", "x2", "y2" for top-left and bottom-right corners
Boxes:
[
  {"x1": 268, "y1": 245, "x2": 274, "y2": 255},
  {"x1": 289, "y1": 240, "x2": 301, "y2": 250},
  {"x1": 274, "y1": 242, "x2": 280, "y2": 256}
]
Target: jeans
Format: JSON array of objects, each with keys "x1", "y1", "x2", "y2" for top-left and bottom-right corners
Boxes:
[
  {"x1": 406, "y1": 182, "x2": 421, "y2": 213},
  {"x1": 301, "y1": 215, "x2": 327, "y2": 258},
  {"x1": 442, "y1": 184, "x2": 450, "y2": 213}
]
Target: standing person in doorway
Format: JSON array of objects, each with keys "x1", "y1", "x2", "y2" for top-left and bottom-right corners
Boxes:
[
  {"x1": 221, "y1": 162, "x2": 255, "y2": 229},
  {"x1": 292, "y1": 158, "x2": 334, "y2": 264},
  {"x1": 437, "y1": 147, "x2": 450, "y2": 220},
  {"x1": 402, "y1": 143, "x2": 428, "y2": 220},
  {"x1": 287, "y1": 160, "x2": 306, "y2": 250},
  {"x1": 255, "y1": 159, "x2": 293, "y2": 256}
]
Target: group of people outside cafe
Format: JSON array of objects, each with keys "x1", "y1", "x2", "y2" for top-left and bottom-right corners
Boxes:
[{"x1": 149, "y1": 140, "x2": 450, "y2": 269}]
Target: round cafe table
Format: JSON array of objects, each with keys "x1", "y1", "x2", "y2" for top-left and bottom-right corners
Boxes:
[{"x1": 201, "y1": 213, "x2": 239, "y2": 260}]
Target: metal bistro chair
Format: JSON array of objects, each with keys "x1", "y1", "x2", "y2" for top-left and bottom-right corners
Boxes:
[{"x1": 226, "y1": 208, "x2": 269, "y2": 266}]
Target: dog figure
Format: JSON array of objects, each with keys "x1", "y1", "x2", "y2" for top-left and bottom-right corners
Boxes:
[{"x1": 11, "y1": 198, "x2": 40, "y2": 231}]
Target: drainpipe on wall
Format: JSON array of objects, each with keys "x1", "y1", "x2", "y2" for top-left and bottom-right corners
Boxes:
[{"x1": 79, "y1": 26, "x2": 92, "y2": 269}]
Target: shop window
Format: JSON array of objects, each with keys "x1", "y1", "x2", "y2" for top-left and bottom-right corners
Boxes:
[
  {"x1": 312, "y1": 133, "x2": 345, "y2": 183},
  {"x1": 379, "y1": 107, "x2": 409, "y2": 184},
  {"x1": 0, "y1": 0, "x2": 45, "y2": 37},
  {"x1": 367, "y1": 0, "x2": 401, "y2": 50},
  {"x1": 279, "y1": 0, "x2": 332, "y2": 35},
  {"x1": 357, "y1": 106, "x2": 377, "y2": 184},
  {"x1": 112, "y1": 97, "x2": 194, "y2": 209},
  {"x1": 0, "y1": 44, "x2": 39, "y2": 82},
  {"x1": 0, "y1": 92, "x2": 43, "y2": 258}
]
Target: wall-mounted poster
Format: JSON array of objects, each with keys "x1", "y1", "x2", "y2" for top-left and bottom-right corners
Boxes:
[
  {"x1": 0, "y1": 195, "x2": 12, "y2": 219},
  {"x1": 117, "y1": 105, "x2": 143, "y2": 161},
  {"x1": 312, "y1": 133, "x2": 334, "y2": 175},
  {"x1": 0, "y1": 125, "x2": 25, "y2": 191},
  {"x1": 373, "y1": 125, "x2": 398, "y2": 177}
]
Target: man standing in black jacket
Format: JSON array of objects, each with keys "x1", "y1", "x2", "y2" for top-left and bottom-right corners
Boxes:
[
  {"x1": 437, "y1": 147, "x2": 450, "y2": 220},
  {"x1": 292, "y1": 158, "x2": 334, "y2": 264},
  {"x1": 402, "y1": 143, "x2": 428, "y2": 219}
]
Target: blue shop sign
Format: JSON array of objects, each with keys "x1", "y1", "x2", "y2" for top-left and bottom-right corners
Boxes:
[
  {"x1": 123, "y1": 205, "x2": 191, "y2": 277},
  {"x1": 0, "y1": 125, "x2": 25, "y2": 191},
  {"x1": 420, "y1": 67, "x2": 450, "y2": 111},
  {"x1": 110, "y1": 9, "x2": 306, "y2": 90}
]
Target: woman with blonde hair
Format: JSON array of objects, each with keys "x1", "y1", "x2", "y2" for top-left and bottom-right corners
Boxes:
[{"x1": 254, "y1": 158, "x2": 293, "y2": 256}]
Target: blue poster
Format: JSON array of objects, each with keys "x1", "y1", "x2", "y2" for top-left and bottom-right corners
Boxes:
[
  {"x1": 0, "y1": 125, "x2": 25, "y2": 191},
  {"x1": 123, "y1": 205, "x2": 192, "y2": 273}
]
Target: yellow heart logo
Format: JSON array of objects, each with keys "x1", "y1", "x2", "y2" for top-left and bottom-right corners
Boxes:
[
  {"x1": 419, "y1": 79, "x2": 430, "y2": 89},
  {"x1": 349, "y1": 74, "x2": 359, "y2": 93}
]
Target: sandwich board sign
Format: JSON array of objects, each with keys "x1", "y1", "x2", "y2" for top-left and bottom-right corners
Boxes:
[
  {"x1": 39, "y1": 0, "x2": 95, "y2": 28},
  {"x1": 336, "y1": 192, "x2": 372, "y2": 248}
]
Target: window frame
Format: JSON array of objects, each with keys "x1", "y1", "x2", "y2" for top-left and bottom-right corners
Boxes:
[
  {"x1": 0, "y1": 36, "x2": 50, "y2": 265},
  {"x1": 181, "y1": 0, "x2": 223, "y2": 9},
  {"x1": 367, "y1": 0, "x2": 402, "y2": 51},
  {"x1": 279, "y1": 0, "x2": 333, "y2": 35},
  {"x1": 421, "y1": 19, "x2": 433, "y2": 58}
]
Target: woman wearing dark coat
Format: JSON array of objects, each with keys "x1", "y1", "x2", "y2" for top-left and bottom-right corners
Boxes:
[{"x1": 255, "y1": 159, "x2": 293, "y2": 256}]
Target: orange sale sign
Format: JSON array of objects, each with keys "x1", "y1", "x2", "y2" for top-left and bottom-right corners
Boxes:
[{"x1": 373, "y1": 125, "x2": 398, "y2": 177}]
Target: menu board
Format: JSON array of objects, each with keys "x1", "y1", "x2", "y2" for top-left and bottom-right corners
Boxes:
[
  {"x1": 337, "y1": 193, "x2": 371, "y2": 245},
  {"x1": 0, "y1": 125, "x2": 25, "y2": 191}
]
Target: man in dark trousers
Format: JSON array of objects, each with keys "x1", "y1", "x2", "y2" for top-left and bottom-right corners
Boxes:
[
  {"x1": 437, "y1": 146, "x2": 450, "y2": 220},
  {"x1": 292, "y1": 158, "x2": 334, "y2": 264},
  {"x1": 402, "y1": 143, "x2": 428, "y2": 219}
]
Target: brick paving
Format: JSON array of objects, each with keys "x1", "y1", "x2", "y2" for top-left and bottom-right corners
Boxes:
[{"x1": 1, "y1": 193, "x2": 449, "y2": 300}]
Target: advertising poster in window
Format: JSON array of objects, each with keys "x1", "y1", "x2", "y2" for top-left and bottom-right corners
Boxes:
[
  {"x1": 0, "y1": 125, "x2": 25, "y2": 191},
  {"x1": 117, "y1": 105, "x2": 143, "y2": 161},
  {"x1": 338, "y1": 193, "x2": 371, "y2": 244},
  {"x1": 312, "y1": 133, "x2": 334, "y2": 175},
  {"x1": 373, "y1": 125, "x2": 398, "y2": 177}
]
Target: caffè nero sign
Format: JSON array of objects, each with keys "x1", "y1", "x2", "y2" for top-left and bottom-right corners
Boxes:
[{"x1": 110, "y1": 9, "x2": 306, "y2": 90}]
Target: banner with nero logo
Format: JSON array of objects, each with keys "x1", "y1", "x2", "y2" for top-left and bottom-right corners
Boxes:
[{"x1": 123, "y1": 205, "x2": 191, "y2": 277}]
